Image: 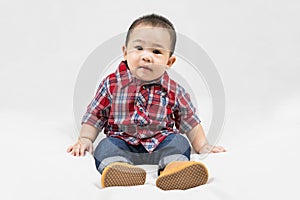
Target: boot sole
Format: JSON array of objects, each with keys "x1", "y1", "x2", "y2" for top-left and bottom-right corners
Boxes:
[
  {"x1": 101, "y1": 163, "x2": 146, "y2": 188},
  {"x1": 156, "y1": 162, "x2": 209, "y2": 190}
]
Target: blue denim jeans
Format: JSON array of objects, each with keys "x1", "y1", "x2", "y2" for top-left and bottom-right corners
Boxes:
[{"x1": 94, "y1": 133, "x2": 191, "y2": 174}]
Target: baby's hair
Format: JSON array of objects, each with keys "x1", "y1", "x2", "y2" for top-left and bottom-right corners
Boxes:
[{"x1": 125, "y1": 13, "x2": 176, "y2": 56}]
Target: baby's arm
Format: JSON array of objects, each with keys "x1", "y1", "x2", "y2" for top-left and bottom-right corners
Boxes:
[
  {"x1": 67, "y1": 124, "x2": 99, "y2": 156},
  {"x1": 186, "y1": 124, "x2": 226, "y2": 153}
]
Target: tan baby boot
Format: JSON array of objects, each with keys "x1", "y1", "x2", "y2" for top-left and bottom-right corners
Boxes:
[
  {"x1": 101, "y1": 162, "x2": 146, "y2": 188},
  {"x1": 156, "y1": 161, "x2": 209, "y2": 190}
]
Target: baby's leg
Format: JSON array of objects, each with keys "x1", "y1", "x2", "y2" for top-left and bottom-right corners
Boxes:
[
  {"x1": 94, "y1": 137, "x2": 146, "y2": 188},
  {"x1": 94, "y1": 137, "x2": 135, "y2": 174},
  {"x1": 154, "y1": 133, "x2": 191, "y2": 171},
  {"x1": 154, "y1": 134, "x2": 208, "y2": 190}
]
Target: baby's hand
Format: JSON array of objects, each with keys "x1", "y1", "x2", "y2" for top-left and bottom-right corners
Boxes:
[
  {"x1": 67, "y1": 137, "x2": 93, "y2": 156},
  {"x1": 199, "y1": 143, "x2": 226, "y2": 154}
]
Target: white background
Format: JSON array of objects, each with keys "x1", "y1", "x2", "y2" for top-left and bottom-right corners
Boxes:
[{"x1": 1, "y1": 0, "x2": 299, "y2": 199}]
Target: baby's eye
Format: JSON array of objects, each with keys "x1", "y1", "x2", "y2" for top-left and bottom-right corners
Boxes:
[
  {"x1": 135, "y1": 46, "x2": 143, "y2": 50},
  {"x1": 153, "y1": 49, "x2": 162, "y2": 54}
]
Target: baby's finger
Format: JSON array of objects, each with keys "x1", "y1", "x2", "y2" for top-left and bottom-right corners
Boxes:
[
  {"x1": 217, "y1": 146, "x2": 226, "y2": 152},
  {"x1": 66, "y1": 146, "x2": 73, "y2": 153},
  {"x1": 220, "y1": 147, "x2": 226, "y2": 152},
  {"x1": 74, "y1": 145, "x2": 81, "y2": 156},
  {"x1": 212, "y1": 146, "x2": 225, "y2": 153},
  {"x1": 209, "y1": 147, "x2": 217, "y2": 153},
  {"x1": 80, "y1": 145, "x2": 86, "y2": 156}
]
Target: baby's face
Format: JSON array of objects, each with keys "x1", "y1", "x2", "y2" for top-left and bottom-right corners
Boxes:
[{"x1": 123, "y1": 24, "x2": 176, "y2": 82}]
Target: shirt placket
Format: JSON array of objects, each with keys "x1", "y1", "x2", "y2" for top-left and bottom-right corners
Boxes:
[{"x1": 135, "y1": 85, "x2": 150, "y2": 125}]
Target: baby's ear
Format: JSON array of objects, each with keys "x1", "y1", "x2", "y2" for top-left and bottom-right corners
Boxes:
[
  {"x1": 167, "y1": 56, "x2": 176, "y2": 68},
  {"x1": 122, "y1": 46, "x2": 127, "y2": 59}
]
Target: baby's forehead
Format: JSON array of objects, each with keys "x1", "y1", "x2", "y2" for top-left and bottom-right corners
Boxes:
[{"x1": 128, "y1": 26, "x2": 172, "y2": 48}]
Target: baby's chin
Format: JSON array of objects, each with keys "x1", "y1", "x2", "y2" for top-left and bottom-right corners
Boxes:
[{"x1": 134, "y1": 74, "x2": 162, "y2": 83}]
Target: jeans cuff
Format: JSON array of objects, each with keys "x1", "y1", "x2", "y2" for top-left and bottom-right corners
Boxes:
[
  {"x1": 98, "y1": 156, "x2": 133, "y2": 174},
  {"x1": 158, "y1": 154, "x2": 189, "y2": 169}
]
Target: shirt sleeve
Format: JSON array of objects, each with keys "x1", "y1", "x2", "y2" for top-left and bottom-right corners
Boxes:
[
  {"x1": 81, "y1": 77, "x2": 112, "y2": 131},
  {"x1": 174, "y1": 85, "x2": 201, "y2": 134}
]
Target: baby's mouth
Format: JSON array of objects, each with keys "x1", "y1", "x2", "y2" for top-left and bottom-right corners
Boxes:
[{"x1": 138, "y1": 66, "x2": 152, "y2": 71}]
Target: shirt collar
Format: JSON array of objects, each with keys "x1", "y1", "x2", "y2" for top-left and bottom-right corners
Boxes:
[
  {"x1": 117, "y1": 61, "x2": 171, "y2": 92},
  {"x1": 117, "y1": 60, "x2": 132, "y2": 88}
]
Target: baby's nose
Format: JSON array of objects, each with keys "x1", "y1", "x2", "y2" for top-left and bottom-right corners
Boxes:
[
  {"x1": 142, "y1": 55, "x2": 151, "y2": 62},
  {"x1": 141, "y1": 50, "x2": 152, "y2": 62}
]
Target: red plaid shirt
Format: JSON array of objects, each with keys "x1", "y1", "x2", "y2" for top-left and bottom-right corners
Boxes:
[{"x1": 82, "y1": 61, "x2": 200, "y2": 152}]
